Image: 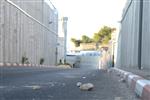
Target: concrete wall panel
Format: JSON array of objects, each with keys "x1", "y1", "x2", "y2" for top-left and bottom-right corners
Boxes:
[
  {"x1": 117, "y1": 0, "x2": 150, "y2": 69},
  {"x1": 141, "y1": 1, "x2": 150, "y2": 68},
  {"x1": 116, "y1": 0, "x2": 140, "y2": 68},
  {"x1": 0, "y1": 0, "x2": 58, "y2": 66}
]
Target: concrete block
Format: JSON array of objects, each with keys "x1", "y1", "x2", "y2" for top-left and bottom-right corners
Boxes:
[
  {"x1": 0, "y1": 63, "x2": 4, "y2": 66},
  {"x1": 135, "y1": 80, "x2": 150, "y2": 99},
  {"x1": 113, "y1": 68, "x2": 150, "y2": 100},
  {"x1": 142, "y1": 85, "x2": 150, "y2": 100},
  {"x1": 127, "y1": 74, "x2": 143, "y2": 90}
]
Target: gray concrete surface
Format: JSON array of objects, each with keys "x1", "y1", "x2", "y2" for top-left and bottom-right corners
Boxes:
[
  {"x1": 116, "y1": 0, "x2": 150, "y2": 70},
  {"x1": 0, "y1": 0, "x2": 58, "y2": 65},
  {"x1": 116, "y1": 0, "x2": 140, "y2": 68},
  {"x1": 119, "y1": 67, "x2": 150, "y2": 80},
  {"x1": 0, "y1": 66, "x2": 139, "y2": 100}
]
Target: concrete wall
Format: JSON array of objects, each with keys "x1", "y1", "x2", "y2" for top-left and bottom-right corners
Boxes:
[
  {"x1": 78, "y1": 51, "x2": 100, "y2": 69},
  {"x1": 79, "y1": 56, "x2": 100, "y2": 69},
  {"x1": 116, "y1": 0, "x2": 150, "y2": 69},
  {"x1": 141, "y1": 1, "x2": 150, "y2": 68},
  {"x1": 0, "y1": 0, "x2": 58, "y2": 65},
  {"x1": 57, "y1": 37, "x2": 64, "y2": 63}
]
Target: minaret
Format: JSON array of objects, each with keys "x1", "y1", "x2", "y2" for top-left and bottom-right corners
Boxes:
[{"x1": 62, "y1": 17, "x2": 68, "y2": 62}]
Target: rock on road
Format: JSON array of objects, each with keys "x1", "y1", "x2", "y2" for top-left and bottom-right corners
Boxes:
[{"x1": 0, "y1": 67, "x2": 139, "y2": 100}]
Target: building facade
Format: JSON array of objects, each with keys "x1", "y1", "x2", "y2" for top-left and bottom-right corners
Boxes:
[
  {"x1": 116, "y1": 0, "x2": 150, "y2": 69},
  {"x1": 0, "y1": 0, "x2": 58, "y2": 65}
]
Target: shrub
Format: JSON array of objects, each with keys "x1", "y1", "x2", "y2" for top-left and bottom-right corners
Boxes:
[
  {"x1": 22, "y1": 56, "x2": 28, "y2": 64},
  {"x1": 40, "y1": 58, "x2": 44, "y2": 65}
]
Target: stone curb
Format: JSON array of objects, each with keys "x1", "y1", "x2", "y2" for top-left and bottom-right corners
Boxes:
[
  {"x1": 110, "y1": 68, "x2": 150, "y2": 100},
  {"x1": 0, "y1": 63, "x2": 54, "y2": 68}
]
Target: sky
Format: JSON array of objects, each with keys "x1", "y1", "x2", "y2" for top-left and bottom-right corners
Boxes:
[{"x1": 50, "y1": 0, "x2": 127, "y2": 49}]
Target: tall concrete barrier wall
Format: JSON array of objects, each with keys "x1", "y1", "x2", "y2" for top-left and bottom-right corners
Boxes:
[
  {"x1": 116, "y1": 0, "x2": 150, "y2": 69},
  {"x1": 0, "y1": 0, "x2": 58, "y2": 66},
  {"x1": 141, "y1": 1, "x2": 150, "y2": 68}
]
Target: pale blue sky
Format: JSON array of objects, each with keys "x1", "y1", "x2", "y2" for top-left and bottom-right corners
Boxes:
[{"x1": 50, "y1": 0, "x2": 127, "y2": 49}]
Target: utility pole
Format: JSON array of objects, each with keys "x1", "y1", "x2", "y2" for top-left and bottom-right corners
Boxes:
[{"x1": 62, "y1": 17, "x2": 68, "y2": 63}]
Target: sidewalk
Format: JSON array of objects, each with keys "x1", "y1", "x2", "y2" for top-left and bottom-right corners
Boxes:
[
  {"x1": 119, "y1": 67, "x2": 150, "y2": 80},
  {"x1": 111, "y1": 67, "x2": 150, "y2": 100}
]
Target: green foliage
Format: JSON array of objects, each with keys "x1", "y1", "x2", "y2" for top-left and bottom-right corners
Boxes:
[
  {"x1": 59, "y1": 59, "x2": 62, "y2": 64},
  {"x1": 71, "y1": 38, "x2": 81, "y2": 47},
  {"x1": 71, "y1": 35, "x2": 93, "y2": 47},
  {"x1": 22, "y1": 56, "x2": 29, "y2": 64},
  {"x1": 71, "y1": 38, "x2": 76, "y2": 42},
  {"x1": 93, "y1": 33, "x2": 100, "y2": 43},
  {"x1": 71, "y1": 26, "x2": 116, "y2": 47},
  {"x1": 40, "y1": 58, "x2": 44, "y2": 65},
  {"x1": 93, "y1": 26, "x2": 115, "y2": 44},
  {"x1": 74, "y1": 40, "x2": 81, "y2": 47},
  {"x1": 81, "y1": 35, "x2": 93, "y2": 43}
]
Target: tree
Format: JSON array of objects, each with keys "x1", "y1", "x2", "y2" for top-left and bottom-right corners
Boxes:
[
  {"x1": 93, "y1": 26, "x2": 115, "y2": 45},
  {"x1": 71, "y1": 35, "x2": 93, "y2": 47},
  {"x1": 75, "y1": 40, "x2": 81, "y2": 47},
  {"x1": 71, "y1": 38, "x2": 76, "y2": 43},
  {"x1": 70, "y1": 26, "x2": 115, "y2": 47},
  {"x1": 81, "y1": 35, "x2": 93, "y2": 43},
  {"x1": 71, "y1": 38, "x2": 81, "y2": 47},
  {"x1": 93, "y1": 33, "x2": 100, "y2": 43}
]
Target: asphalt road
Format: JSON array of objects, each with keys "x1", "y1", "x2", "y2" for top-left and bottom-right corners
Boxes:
[{"x1": 0, "y1": 66, "x2": 139, "y2": 100}]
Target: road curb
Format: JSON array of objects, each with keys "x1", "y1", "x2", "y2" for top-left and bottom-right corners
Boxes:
[
  {"x1": 0, "y1": 62, "x2": 55, "y2": 68},
  {"x1": 0, "y1": 63, "x2": 4, "y2": 67},
  {"x1": 110, "y1": 68, "x2": 150, "y2": 100}
]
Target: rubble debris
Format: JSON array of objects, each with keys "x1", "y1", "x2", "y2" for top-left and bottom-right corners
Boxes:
[
  {"x1": 78, "y1": 83, "x2": 94, "y2": 91},
  {"x1": 76, "y1": 82, "x2": 82, "y2": 87}
]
